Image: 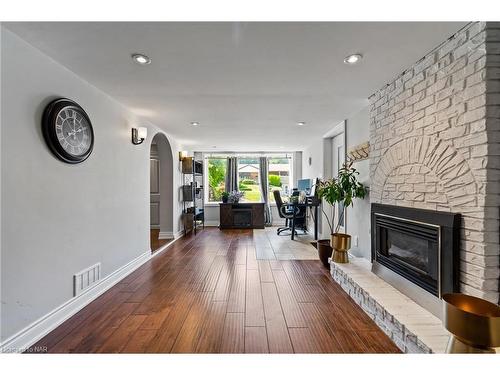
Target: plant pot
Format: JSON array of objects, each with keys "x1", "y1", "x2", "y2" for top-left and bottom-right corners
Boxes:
[
  {"x1": 222, "y1": 196, "x2": 228, "y2": 203},
  {"x1": 443, "y1": 293, "x2": 500, "y2": 353},
  {"x1": 317, "y1": 239, "x2": 333, "y2": 269},
  {"x1": 330, "y1": 233, "x2": 351, "y2": 264}
]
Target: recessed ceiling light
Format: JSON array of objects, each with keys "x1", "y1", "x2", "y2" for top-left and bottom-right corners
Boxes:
[
  {"x1": 297, "y1": 122, "x2": 306, "y2": 126},
  {"x1": 191, "y1": 121, "x2": 200, "y2": 126},
  {"x1": 344, "y1": 53, "x2": 363, "y2": 65},
  {"x1": 131, "y1": 53, "x2": 151, "y2": 65}
]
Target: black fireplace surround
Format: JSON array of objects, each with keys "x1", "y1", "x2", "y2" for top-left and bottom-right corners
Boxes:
[{"x1": 371, "y1": 203, "x2": 460, "y2": 298}]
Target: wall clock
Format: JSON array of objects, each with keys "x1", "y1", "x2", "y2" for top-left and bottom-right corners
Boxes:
[{"x1": 42, "y1": 98, "x2": 94, "y2": 164}]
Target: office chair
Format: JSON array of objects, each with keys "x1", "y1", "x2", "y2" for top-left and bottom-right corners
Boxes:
[{"x1": 273, "y1": 190, "x2": 306, "y2": 236}]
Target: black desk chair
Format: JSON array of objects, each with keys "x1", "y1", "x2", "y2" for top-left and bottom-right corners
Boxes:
[{"x1": 273, "y1": 190, "x2": 306, "y2": 236}]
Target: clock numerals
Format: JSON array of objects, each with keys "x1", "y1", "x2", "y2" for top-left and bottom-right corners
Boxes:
[
  {"x1": 55, "y1": 107, "x2": 93, "y2": 156},
  {"x1": 43, "y1": 99, "x2": 94, "y2": 163}
]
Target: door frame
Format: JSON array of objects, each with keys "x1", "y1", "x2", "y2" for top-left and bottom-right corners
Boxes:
[
  {"x1": 321, "y1": 121, "x2": 347, "y2": 238},
  {"x1": 149, "y1": 132, "x2": 174, "y2": 252}
]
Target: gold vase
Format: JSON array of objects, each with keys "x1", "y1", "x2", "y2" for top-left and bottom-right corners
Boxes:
[
  {"x1": 442, "y1": 293, "x2": 500, "y2": 353},
  {"x1": 330, "y1": 233, "x2": 351, "y2": 264}
]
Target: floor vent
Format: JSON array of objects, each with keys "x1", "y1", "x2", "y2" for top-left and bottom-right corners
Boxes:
[{"x1": 74, "y1": 263, "x2": 101, "y2": 296}]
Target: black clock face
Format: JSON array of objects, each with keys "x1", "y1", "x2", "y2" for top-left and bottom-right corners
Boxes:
[{"x1": 42, "y1": 98, "x2": 94, "y2": 163}]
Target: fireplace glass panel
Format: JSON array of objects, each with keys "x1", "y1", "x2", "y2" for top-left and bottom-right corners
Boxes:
[{"x1": 385, "y1": 229, "x2": 438, "y2": 278}]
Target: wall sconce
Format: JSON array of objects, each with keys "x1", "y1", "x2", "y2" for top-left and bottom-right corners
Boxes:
[
  {"x1": 131, "y1": 127, "x2": 147, "y2": 145},
  {"x1": 178, "y1": 151, "x2": 188, "y2": 161}
]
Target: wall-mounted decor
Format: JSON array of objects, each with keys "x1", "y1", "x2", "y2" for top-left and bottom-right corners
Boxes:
[
  {"x1": 131, "y1": 126, "x2": 147, "y2": 145},
  {"x1": 42, "y1": 98, "x2": 94, "y2": 164},
  {"x1": 308, "y1": 156, "x2": 312, "y2": 166},
  {"x1": 347, "y1": 141, "x2": 369, "y2": 163}
]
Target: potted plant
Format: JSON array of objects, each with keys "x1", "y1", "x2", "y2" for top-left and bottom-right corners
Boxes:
[
  {"x1": 316, "y1": 162, "x2": 367, "y2": 264},
  {"x1": 221, "y1": 191, "x2": 229, "y2": 203},
  {"x1": 228, "y1": 190, "x2": 244, "y2": 203}
]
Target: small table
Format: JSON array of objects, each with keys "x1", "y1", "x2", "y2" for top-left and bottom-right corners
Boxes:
[{"x1": 284, "y1": 199, "x2": 320, "y2": 240}]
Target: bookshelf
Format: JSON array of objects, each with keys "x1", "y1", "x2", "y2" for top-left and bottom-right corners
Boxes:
[{"x1": 181, "y1": 156, "x2": 205, "y2": 235}]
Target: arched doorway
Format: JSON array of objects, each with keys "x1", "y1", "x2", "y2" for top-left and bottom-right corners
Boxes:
[{"x1": 149, "y1": 132, "x2": 174, "y2": 253}]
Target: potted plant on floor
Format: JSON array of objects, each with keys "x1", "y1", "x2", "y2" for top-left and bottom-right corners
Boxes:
[{"x1": 316, "y1": 162, "x2": 367, "y2": 265}]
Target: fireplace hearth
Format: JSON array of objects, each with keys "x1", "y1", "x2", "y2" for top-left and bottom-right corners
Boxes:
[{"x1": 371, "y1": 204, "x2": 460, "y2": 316}]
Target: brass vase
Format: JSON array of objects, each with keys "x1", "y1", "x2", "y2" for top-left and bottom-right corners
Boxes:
[
  {"x1": 330, "y1": 233, "x2": 351, "y2": 264},
  {"x1": 442, "y1": 293, "x2": 500, "y2": 353}
]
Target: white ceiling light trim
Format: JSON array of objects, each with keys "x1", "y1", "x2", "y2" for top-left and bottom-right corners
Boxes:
[
  {"x1": 131, "y1": 53, "x2": 151, "y2": 65},
  {"x1": 343, "y1": 53, "x2": 363, "y2": 65}
]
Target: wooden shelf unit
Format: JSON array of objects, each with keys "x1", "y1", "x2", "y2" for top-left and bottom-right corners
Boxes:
[{"x1": 182, "y1": 156, "x2": 205, "y2": 235}]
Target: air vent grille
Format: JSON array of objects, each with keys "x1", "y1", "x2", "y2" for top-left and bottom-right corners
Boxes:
[{"x1": 73, "y1": 263, "x2": 101, "y2": 296}]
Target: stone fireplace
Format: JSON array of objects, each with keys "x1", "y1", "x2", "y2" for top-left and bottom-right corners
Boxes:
[
  {"x1": 369, "y1": 22, "x2": 500, "y2": 305},
  {"x1": 328, "y1": 21, "x2": 499, "y2": 353}
]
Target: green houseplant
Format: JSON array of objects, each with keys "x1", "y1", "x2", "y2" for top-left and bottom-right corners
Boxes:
[{"x1": 316, "y1": 162, "x2": 367, "y2": 264}]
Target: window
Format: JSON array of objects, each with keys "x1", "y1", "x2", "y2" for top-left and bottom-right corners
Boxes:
[
  {"x1": 268, "y1": 156, "x2": 292, "y2": 203},
  {"x1": 206, "y1": 157, "x2": 226, "y2": 202},
  {"x1": 204, "y1": 154, "x2": 293, "y2": 204},
  {"x1": 238, "y1": 158, "x2": 262, "y2": 202}
]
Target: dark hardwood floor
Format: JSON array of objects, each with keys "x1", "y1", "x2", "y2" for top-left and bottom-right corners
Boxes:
[
  {"x1": 30, "y1": 228, "x2": 400, "y2": 353},
  {"x1": 150, "y1": 229, "x2": 172, "y2": 253}
]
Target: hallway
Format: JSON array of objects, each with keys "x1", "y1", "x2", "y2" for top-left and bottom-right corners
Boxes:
[{"x1": 31, "y1": 228, "x2": 400, "y2": 353}]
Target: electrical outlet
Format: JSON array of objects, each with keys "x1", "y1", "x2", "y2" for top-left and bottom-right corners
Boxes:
[{"x1": 354, "y1": 235, "x2": 359, "y2": 247}]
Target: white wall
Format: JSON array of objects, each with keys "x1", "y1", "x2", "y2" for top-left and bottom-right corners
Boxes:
[
  {"x1": 345, "y1": 106, "x2": 370, "y2": 259},
  {"x1": 154, "y1": 133, "x2": 175, "y2": 237},
  {"x1": 302, "y1": 138, "x2": 324, "y2": 181},
  {"x1": 0, "y1": 28, "x2": 183, "y2": 342}
]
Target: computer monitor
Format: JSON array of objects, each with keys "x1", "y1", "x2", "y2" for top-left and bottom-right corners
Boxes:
[
  {"x1": 297, "y1": 178, "x2": 312, "y2": 194},
  {"x1": 310, "y1": 177, "x2": 319, "y2": 197}
]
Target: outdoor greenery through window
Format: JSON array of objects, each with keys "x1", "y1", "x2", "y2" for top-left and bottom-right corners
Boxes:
[
  {"x1": 205, "y1": 154, "x2": 293, "y2": 203},
  {"x1": 268, "y1": 157, "x2": 292, "y2": 202},
  {"x1": 207, "y1": 158, "x2": 226, "y2": 202},
  {"x1": 238, "y1": 158, "x2": 261, "y2": 202}
]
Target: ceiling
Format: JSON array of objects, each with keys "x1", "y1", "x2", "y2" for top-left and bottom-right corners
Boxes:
[{"x1": 5, "y1": 22, "x2": 466, "y2": 151}]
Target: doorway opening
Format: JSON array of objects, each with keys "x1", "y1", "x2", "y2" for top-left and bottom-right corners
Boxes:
[{"x1": 149, "y1": 133, "x2": 174, "y2": 253}]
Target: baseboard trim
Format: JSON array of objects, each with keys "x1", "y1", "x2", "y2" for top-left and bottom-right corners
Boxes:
[
  {"x1": 158, "y1": 231, "x2": 173, "y2": 239},
  {"x1": 204, "y1": 221, "x2": 220, "y2": 227},
  {"x1": 158, "y1": 229, "x2": 184, "y2": 240},
  {"x1": 151, "y1": 230, "x2": 184, "y2": 258},
  {"x1": 0, "y1": 250, "x2": 152, "y2": 353}
]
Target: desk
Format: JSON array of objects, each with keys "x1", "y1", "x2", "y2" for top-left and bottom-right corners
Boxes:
[{"x1": 284, "y1": 198, "x2": 320, "y2": 240}]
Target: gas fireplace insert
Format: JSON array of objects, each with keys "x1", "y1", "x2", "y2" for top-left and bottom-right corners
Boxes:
[{"x1": 371, "y1": 203, "x2": 460, "y2": 298}]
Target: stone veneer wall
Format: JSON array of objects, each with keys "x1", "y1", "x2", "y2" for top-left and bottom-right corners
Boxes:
[{"x1": 369, "y1": 22, "x2": 500, "y2": 304}]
